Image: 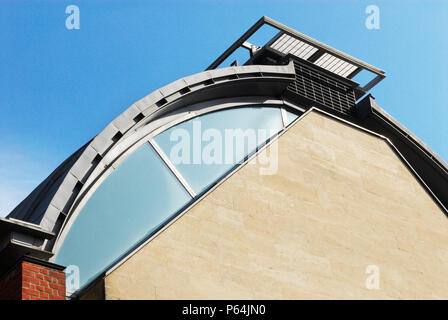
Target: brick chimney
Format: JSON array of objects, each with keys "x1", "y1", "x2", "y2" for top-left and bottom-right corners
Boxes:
[{"x1": 0, "y1": 256, "x2": 66, "y2": 300}]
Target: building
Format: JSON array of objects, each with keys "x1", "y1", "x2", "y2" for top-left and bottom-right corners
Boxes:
[{"x1": 1, "y1": 17, "x2": 447, "y2": 300}]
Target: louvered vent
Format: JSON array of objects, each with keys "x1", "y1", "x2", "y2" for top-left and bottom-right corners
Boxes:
[{"x1": 286, "y1": 60, "x2": 357, "y2": 115}]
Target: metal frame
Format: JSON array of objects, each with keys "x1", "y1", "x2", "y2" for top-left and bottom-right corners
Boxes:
[
  {"x1": 280, "y1": 108, "x2": 288, "y2": 127},
  {"x1": 148, "y1": 139, "x2": 197, "y2": 198},
  {"x1": 206, "y1": 16, "x2": 386, "y2": 93}
]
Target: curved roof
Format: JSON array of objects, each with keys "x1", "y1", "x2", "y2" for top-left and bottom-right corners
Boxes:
[{"x1": 7, "y1": 62, "x2": 296, "y2": 237}]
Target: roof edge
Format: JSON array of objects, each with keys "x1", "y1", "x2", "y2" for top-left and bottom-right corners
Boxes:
[
  {"x1": 356, "y1": 94, "x2": 448, "y2": 212},
  {"x1": 5, "y1": 62, "x2": 296, "y2": 248}
]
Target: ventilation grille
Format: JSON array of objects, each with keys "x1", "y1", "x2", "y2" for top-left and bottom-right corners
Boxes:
[{"x1": 286, "y1": 60, "x2": 357, "y2": 115}]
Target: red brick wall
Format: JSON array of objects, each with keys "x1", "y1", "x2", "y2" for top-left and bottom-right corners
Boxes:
[{"x1": 0, "y1": 259, "x2": 66, "y2": 300}]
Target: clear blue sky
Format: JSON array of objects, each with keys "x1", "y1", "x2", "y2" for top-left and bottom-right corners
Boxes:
[{"x1": 1, "y1": 0, "x2": 447, "y2": 217}]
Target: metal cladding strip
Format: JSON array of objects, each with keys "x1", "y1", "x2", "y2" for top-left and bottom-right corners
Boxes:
[
  {"x1": 356, "y1": 95, "x2": 448, "y2": 177},
  {"x1": 6, "y1": 143, "x2": 87, "y2": 223},
  {"x1": 369, "y1": 99, "x2": 448, "y2": 176},
  {"x1": 6, "y1": 62, "x2": 295, "y2": 237},
  {"x1": 280, "y1": 108, "x2": 288, "y2": 127}
]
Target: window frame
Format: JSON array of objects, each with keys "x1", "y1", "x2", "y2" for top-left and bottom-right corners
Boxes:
[{"x1": 51, "y1": 96, "x2": 304, "y2": 274}]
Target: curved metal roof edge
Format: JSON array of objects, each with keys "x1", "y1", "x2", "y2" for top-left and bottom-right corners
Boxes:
[
  {"x1": 357, "y1": 94, "x2": 448, "y2": 176},
  {"x1": 5, "y1": 61, "x2": 448, "y2": 259},
  {"x1": 6, "y1": 142, "x2": 88, "y2": 222},
  {"x1": 6, "y1": 63, "x2": 296, "y2": 237},
  {"x1": 370, "y1": 98, "x2": 448, "y2": 175}
]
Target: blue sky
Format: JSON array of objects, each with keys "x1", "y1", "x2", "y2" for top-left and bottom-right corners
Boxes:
[{"x1": 1, "y1": 0, "x2": 447, "y2": 217}]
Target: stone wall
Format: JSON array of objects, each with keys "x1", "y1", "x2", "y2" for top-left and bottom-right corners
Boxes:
[{"x1": 103, "y1": 111, "x2": 448, "y2": 299}]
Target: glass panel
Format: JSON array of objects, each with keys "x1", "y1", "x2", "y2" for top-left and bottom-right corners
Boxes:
[
  {"x1": 155, "y1": 106, "x2": 283, "y2": 194},
  {"x1": 55, "y1": 143, "x2": 191, "y2": 291},
  {"x1": 285, "y1": 109, "x2": 299, "y2": 126}
]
